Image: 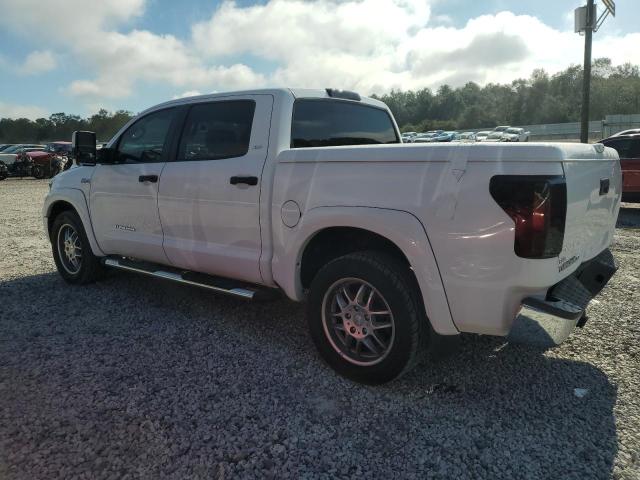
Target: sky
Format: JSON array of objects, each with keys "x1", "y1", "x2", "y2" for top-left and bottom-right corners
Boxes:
[{"x1": 0, "y1": 0, "x2": 638, "y2": 119}]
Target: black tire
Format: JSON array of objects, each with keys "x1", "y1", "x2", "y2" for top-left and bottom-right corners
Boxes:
[
  {"x1": 32, "y1": 164, "x2": 45, "y2": 179},
  {"x1": 307, "y1": 251, "x2": 427, "y2": 384},
  {"x1": 51, "y1": 210, "x2": 105, "y2": 284}
]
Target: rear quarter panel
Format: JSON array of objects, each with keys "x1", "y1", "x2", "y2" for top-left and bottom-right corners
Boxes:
[{"x1": 270, "y1": 143, "x2": 618, "y2": 337}]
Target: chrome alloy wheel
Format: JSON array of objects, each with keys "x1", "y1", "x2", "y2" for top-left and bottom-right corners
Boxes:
[
  {"x1": 57, "y1": 223, "x2": 83, "y2": 275},
  {"x1": 321, "y1": 278, "x2": 395, "y2": 366}
]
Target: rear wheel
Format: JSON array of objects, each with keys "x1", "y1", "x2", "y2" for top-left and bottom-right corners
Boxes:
[
  {"x1": 51, "y1": 210, "x2": 104, "y2": 284},
  {"x1": 307, "y1": 251, "x2": 427, "y2": 384}
]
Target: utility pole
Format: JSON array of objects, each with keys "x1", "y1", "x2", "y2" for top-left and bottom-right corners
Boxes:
[
  {"x1": 580, "y1": 0, "x2": 594, "y2": 143},
  {"x1": 576, "y1": 0, "x2": 615, "y2": 143}
]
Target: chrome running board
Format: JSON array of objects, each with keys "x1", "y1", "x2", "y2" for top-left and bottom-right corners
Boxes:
[{"x1": 103, "y1": 257, "x2": 272, "y2": 300}]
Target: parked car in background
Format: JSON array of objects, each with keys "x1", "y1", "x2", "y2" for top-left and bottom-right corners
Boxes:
[
  {"x1": 400, "y1": 132, "x2": 418, "y2": 143},
  {"x1": 481, "y1": 131, "x2": 506, "y2": 142},
  {"x1": 0, "y1": 145, "x2": 45, "y2": 171},
  {"x1": 27, "y1": 141, "x2": 73, "y2": 179},
  {"x1": 502, "y1": 127, "x2": 530, "y2": 142},
  {"x1": 600, "y1": 133, "x2": 640, "y2": 202},
  {"x1": 475, "y1": 131, "x2": 491, "y2": 142},
  {"x1": 611, "y1": 129, "x2": 640, "y2": 137},
  {"x1": 432, "y1": 131, "x2": 459, "y2": 142},
  {"x1": 412, "y1": 132, "x2": 438, "y2": 143},
  {"x1": 452, "y1": 132, "x2": 477, "y2": 142}
]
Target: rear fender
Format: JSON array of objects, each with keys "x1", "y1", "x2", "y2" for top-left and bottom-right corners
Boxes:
[{"x1": 272, "y1": 206, "x2": 458, "y2": 335}]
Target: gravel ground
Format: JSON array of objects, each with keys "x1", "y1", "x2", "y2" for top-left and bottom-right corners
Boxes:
[{"x1": 0, "y1": 178, "x2": 638, "y2": 479}]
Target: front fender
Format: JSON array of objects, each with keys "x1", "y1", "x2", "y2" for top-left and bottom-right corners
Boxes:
[
  {"x1": 43, "y1": 188, "x2": 104, "y2": 257},
  {"x1": 271, "y1": 206, "x2": 458, "y2": 336}
]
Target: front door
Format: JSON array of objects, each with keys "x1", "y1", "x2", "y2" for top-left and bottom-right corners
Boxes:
[
  {"x1": 89, "y1": 107, "x2": 178, "y2": 264},
  {"x1": 158, "y1": 95, "x2": 273, "y2": 284}
]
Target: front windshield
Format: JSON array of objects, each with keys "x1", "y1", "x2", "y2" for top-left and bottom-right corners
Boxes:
[
  {"x1": 495, "y1": 127, "x2": 509, "y2": 132},
  {"x1": 2, "y1": 145, "x2": 22, "y2": 154},
  {"x1": 45, "y1": 143, "x2": 71, "y2": 153}
]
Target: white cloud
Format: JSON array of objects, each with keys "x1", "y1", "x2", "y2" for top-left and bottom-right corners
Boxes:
[
  {"x1": 172, "y1": 90, "x2": 203, "y2": 100},
  {"x1": 0, "y1": 101, "x2": 48, "y2": 119},
  {"x1": 0, "y1": 0, "x2": 639, "y2": 108},
  {"x1": 20, "y1": 50, "x2": 57, "y2": 75}
]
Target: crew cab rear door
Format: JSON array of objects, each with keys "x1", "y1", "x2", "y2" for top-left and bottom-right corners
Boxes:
[
  {"x1": 89, "y1": 107, "x2": 179, "y2": 264},
  {"x1": 157, "y1": 94, "x2": 273, "y2": 284}
]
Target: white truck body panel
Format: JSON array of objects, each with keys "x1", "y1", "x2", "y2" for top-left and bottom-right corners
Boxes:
[{"x1": 89, "y1": 162, "x2": 168, "y2": 265}]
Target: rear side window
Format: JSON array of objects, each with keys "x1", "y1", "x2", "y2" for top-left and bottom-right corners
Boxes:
[
  {"x1": 291, "y1": 99, "x2": 399, "y2": 148},
  {"x1": 178, "y1": 100, "x2": 255, "y2": 161}
]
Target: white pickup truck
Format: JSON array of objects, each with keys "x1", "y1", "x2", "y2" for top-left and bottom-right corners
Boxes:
[{"x1": 44, "y1": 88, "x2": 621, "y2": 384}]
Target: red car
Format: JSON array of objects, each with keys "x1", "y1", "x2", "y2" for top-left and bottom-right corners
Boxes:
[
  {"x1": 27, "y1": 141, "x2": 72, "y2": 178},
  {"x1": 600, "y1": 133, "x2": 640, "y2": 202}
]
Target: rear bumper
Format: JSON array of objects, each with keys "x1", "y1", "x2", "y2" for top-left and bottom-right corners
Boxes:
[{"x1": 508, "y1": 249, "x2": 617, "y2": 347}]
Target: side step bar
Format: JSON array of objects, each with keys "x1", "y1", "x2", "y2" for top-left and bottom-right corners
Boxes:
[{"x1": 103, "y1": 257, "x2": 276, "y2": 301}]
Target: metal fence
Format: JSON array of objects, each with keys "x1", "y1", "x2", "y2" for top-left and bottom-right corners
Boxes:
[{"x1": 462, "y1": 114, "x2": 640, "y2": 142}]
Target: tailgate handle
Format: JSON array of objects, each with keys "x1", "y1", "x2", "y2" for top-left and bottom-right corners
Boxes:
[{"x1": 599, "y1": 178, "x2": 610, "y2": 196}]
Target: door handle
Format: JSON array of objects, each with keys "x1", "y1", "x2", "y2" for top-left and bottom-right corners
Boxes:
[
  {"x1": 139, "y1": 175, "x2": 158, "y2": 183},
  {"x1": 230, "y1": 175, "x2": 258, "y2": 186}
]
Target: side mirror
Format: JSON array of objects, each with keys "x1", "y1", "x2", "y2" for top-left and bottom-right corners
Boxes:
[{"x1": 72, "y1": 131, "x2": 97, "y2": 165}]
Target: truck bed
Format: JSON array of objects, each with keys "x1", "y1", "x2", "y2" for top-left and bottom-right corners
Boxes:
[{"x1": 274, "y1": 142, "x2": 621, "y2": 335}]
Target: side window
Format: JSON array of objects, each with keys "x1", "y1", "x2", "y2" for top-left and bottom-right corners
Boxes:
[
  {"x1": 117, "y1": 108, "x2": 176, "y2": 163},
  {"x1": 178, "y1": 101, "x2": 255, "y2": 161},
  {"x1": 291, "y1": 99, "x2": 399, "y2": 148}
]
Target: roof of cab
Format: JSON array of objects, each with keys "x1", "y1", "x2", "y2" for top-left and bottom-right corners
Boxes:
[{"x1": 139, "y1": 88, "x2": 387, "y2": 116}]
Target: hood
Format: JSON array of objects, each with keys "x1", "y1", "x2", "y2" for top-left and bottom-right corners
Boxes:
[
  {"x1": 27, "y1": 151, "x2": 51, "y2": 159},
  {"x1": 0, "y1": 153, "x2": 18, "y2": 164}
]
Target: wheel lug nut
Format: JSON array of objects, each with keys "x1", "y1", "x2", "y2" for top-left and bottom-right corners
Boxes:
[{"x1": 350, "y1": 327, "x2": 356, "y2": 334}]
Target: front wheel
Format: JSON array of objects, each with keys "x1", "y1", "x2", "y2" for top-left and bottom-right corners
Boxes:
[
  {"x1": 51, "y1": 210, "x2": 104, "y2": 284},
  {"x1": 307, "y1": 251, "x2": 427, "y2": 384}
]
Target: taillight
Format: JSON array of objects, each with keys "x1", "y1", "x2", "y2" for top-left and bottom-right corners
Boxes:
[{"x1": 490, "y1": 175, "x2": 567, "y2": 258}]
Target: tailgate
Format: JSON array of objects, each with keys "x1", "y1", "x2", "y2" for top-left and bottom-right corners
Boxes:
[{"x1": 560, "y1": 145, "x2": 621, "y2": 269}]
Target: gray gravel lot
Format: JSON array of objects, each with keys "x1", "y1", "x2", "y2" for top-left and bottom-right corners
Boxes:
[{"x1": 0, "y1": 178, "x2": 639, "y2": 479}]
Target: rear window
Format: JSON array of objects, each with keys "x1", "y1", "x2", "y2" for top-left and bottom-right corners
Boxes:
[{"x1": 291, "y1": 99, "x2": 399, "y2": 148}]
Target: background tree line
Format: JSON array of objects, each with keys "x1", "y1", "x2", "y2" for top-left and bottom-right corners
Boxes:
[
  {"x1": 373, "y1": 57, "x2": 640, "y2": 132},
  {"x1": 0, "y1": 109, "x2": 134, "y2": 144},
  {"x1": 1, "y1": 57, "x2": 639, "y2": 143}
]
